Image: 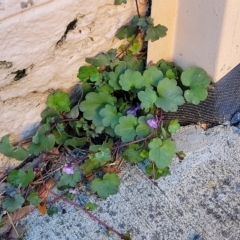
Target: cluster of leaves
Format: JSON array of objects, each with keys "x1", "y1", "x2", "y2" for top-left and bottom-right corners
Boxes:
[{"x1": 0, "y1": 1, "x2": 211, "y2": 232}]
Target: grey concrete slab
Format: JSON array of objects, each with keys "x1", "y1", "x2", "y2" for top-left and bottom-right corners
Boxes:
[{"x1": 20, "y1": 125, "x2": 240, "y2": 240}]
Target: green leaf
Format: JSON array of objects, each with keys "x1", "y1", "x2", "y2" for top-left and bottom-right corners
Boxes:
[
  {"x1": 166, "y1": 69, "x2": 176, "y2": 79},
  {"x1": 41, "y1": 108, "x2": 61, "y2": 124},
  {"x1": 127, "y1": 35, "x2": 142, "y2": 55},
  {"x1": 2, "y1": 194, "x2": 25, "y2": 213},
  {"x1": 145, "y1": 24, "x2": 168, "y2": 42},
  {"x1": 89, "y1": 145, "x2": 112, "y2": 162},
  {"x1": 138, "y1": 87, "x2": 157, "y2": 110},
  {"x1": 123, "y1": 144, "x2": 144, "y2": 163},
  {"x1": 84, "y1": 202, "x2": 98, "y2": 211},
  {"x1": 85, "y1": 50, "x2": 116, "y2": 67},
  {"x1": 155, "y1": 78, "x2": 185, "y2": 112},
  {"x1": 116, "y1": 24, "x2": 138, "y2": 40},
  {"x1": 114, "y1": 115, "x2": 138, "y2": 142},
  {"x1": 148, "y1": 138, "x2": 177, "y2": 168},
  {"x1": 119, "y1": 69, "x2": 144, "y2": 91},
  {"x1": 27, "y1": 192, "x2": 41, "y2": 205},
  {"x1": 47, "y1": 91, "x2": 71, "y2": 112},
  {"x1": 99, "y1": 104, "x2": 122, "y2": 128},
  {"x1": 28, "y1": 123, "x2": 55, "y2": 155},
  {"x1": 145, "y1": 164, "x2": 170, "y2": 179},
  {"x1": 64, "y1": 137, "x2": 87, "y2": 147},
  {"x1": 143, "y1": 66, "x2": 164, "y2": 87},
  {"x1": 79, "y1": 92, "x2": 116, "y2": 126},
  {"x1": 123, "y1": 55, "x2": 144, "y2": 71},
  {"x1": 60, "y1": 169, "x2": 81, "y2": 187},
  {"x1": 108, "y1": 64, "x2": 127, "y2": 90},
  {"x1": 80, "y1": 158, "x2": 104, "y2": 174},
  {"x1": 77, "y1": 66, "x2": 100, "y2": 82},
  {"x1": 47, "y1": 207, "x2": 58, "y2": 216},
  {"x1": 66, "y1": 105, "x2": 79, "y2": 119},
  {"x1": 114, "y1": 0, "x2": 127, "y2": 5},
  {"x1": 168, "y1": 119, "x2": 180, "y2": 133},
  {"x1": 90, "y1": 173, "x2": 120, "y2": 198},
  {"x1": 7, "y1": 168, "x2": 34, "y2": 187},
  {"x1": 181, "y1": 67, "x2": 211, "y2": 104},
  {"x1": 136, "y1": 115, "x2": 153, "y2": 138},
  {"x1": 0, "y1": 135, "x2": 29, "y2": 161}
]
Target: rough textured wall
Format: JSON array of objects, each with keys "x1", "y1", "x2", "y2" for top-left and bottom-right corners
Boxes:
[{"x1": 0, "y1": 0, "x2": 146, "y2": 166}]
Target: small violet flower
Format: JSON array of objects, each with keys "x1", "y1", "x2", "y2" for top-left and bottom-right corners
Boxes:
[
  {"x1": 147, "y1": 118, "x2": 158, "y2": 129},
  {"x1": 126, "y1": 103, "x2": 141, "y2": 116},
  {"x1": 69, "y1": 188, "x2": 77, "y2": 195},
  {"x1": 62, "y1": 163, "x2": 74, "y2": 175},
  {"x1": 147, "y1": 60, "x2": 153, "y2": 66}
]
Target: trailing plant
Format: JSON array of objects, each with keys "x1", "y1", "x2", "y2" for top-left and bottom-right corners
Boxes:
[{"x1": 0, "y1": 0, "x2": 211, "y2": 238}]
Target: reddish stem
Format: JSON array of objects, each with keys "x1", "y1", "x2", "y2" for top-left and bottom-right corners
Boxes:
[{"x1": 50, "y1": 191, "x2": 128, "y2": 240}]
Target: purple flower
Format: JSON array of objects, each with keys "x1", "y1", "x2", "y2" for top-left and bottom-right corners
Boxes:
[
  {"x1": 62, "y1": 163, "x2": 74, "y2": 174},
  {"x1": 126, "y1": 103, "x2": 141, "y2": 116},
  {"x1": 147, "y1": 118, "x2": 158, "y2": 129},
  {"x1": 69, "y1": 188, "x2": 77, "y2": 194},
  {"x1": 147, "y1": 60, "x2": 153, "y2": 66}
]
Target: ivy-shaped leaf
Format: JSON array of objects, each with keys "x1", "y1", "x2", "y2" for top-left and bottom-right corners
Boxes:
[
  {"x1": 114, "y1": 115, "x2": 138, "y2": 142},
  {"x1": 108, "y1": 64, "x2": 127, "y2": 90},
  {"x1": 116, "y1": 24, "x2": 138, "y2": 40},
  {"x1": 127, "y1": 34, "x2": 142, "y2": 55},
  {"x1": 90, "y1": 173, "x2": 120, "y2": 198},
  {"x1": 47, "y1": 91, "x2": 71, "y2": 112},
  {"x1": 2, "y1": 194, "x2": 25, "y2": 213},
  {"x1": 60, "y1": 169, "x2": 81, "y2": 187},
  {"x1": 148, "y1": 138, "x2": 177, "y2": 168},
  {"x1": 123, "y1": 144, "x2": 144, "y2": 163},
  {"x1": 64, "y1": 137, "x2": 87, "y2": 147},
  {"x1": 80, "y1": 158, "x2": 104, "y2": 174},
  {"x1": 155, "y1": 78, "x2": 185, "y2": 112},
  {"x1": 119, "y1": 69, "x2": 144, "y2": 91},
  {"x1": 0, "y1": 135, "x2": 29, "y2": 161},
  {"x1": 99, "y1": 104, "x2": 122, "y2": 128},
  {"x1": 79, "y1": 92, "x2": 116, "y2": 126},
  {"x1": 143, "y1": 66, "x2": 164, "y2": 87},
  {"x1": 7, "y1": 168, "x2": 34, "y2": 187},
  {"x1": 145, "y1": 24, "x2": 168, "y2": 42},
  {"x1": 114, "y1": 0, "x2": 127, "y2": 5},
  {"x1": 168, "y1": 119, "x2": 180, "y2": 133},
  {"x1": 85, "y1": 50, "x2": 116, "y2": 67},
  {"x1": 136, "y1": 115, "x2": 153, "y2": 138},
  {"x1": 181, "y1": 67, "x2": 211, "y2": 104},
  {"x1": 138, "y1": 87, "x2": 157, "y2": 110},
  {"x1": 27, "y1": 192, "x2": 41, "y2": 205},
  {"x1": 89, "y1": 145, "x2": 112, "y2": 162},
  {"x1": 28, "y1": 123, "x2": 55, "y2": 155},
  {"x1": 41, "y1": 108, "x2": 61, "y2": 124},
  {"x1": 77, "y1": 66, "x2": 100, "y2": 82}
]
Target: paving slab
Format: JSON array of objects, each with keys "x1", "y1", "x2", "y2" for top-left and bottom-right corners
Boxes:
[{"x1": 20, "y1": 125, "x2": 240, "y2": 240}]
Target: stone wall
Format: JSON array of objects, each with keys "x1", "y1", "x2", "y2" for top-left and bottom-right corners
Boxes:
[{"x1": 0, "y1": 0, "x2": 146, "y2": 166}]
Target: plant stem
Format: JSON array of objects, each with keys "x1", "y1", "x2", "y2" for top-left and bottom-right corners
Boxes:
[
  {"x1": 50, "y1": 191, "x2": 128, "y2": 240},
  {"x1": 135, "y1": 0, "x2": 140, "y2": 17}
]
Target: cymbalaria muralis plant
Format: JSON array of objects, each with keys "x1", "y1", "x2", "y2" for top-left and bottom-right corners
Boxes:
[{"x1": 0, "y1": 1, "x2": 211, "y2": 238}]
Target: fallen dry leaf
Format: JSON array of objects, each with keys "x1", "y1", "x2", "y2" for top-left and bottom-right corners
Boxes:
[
  {"x1": 38, "y1": 178, "x2": 55, "y2": 199},
  {"x1": 0, "y1": 205, "x2": 35, "y2": 236},
  {"x1": 37, "y1": 202, "x2": 47, "y2": 215},
  {"x1": 102, "y1": 166, "x2": 121, "y2": 174}
]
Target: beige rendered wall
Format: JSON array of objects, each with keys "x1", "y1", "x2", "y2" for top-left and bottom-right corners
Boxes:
[
  {"x1": 0, "y1": 0, "x2": 146, "y2": 167},
  {"x1": 148, "y1": 0, "x2": 240, "y2": 83}
]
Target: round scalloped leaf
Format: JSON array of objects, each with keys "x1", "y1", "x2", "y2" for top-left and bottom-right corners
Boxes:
[
  {"x1": 2, "y1": 194, "x2": 25, "y2": 213},
  {"x1": 168, "y1": 119, "x2": 180, "y2": 134},
  {"x1": 143, "y1": 66, "x2": 164, "y2": 87},
  {"x1": 47, "y1": 91, "x2": 71, "y2": 112},
  {"x1": 148, "y1": 138, "x2": 177, "y2": 169},
  {"x1": 181, "y1": 67, "x2": 211, "y2": 105},
  {"x1": 136, "y1": 115, "x2": 153, "y2": 138},
  {"x1": 138, "y1": 87, "x2": 157, "y2": 110},
  {"x1": 77, "y1": 66, "x2": 100, "y2": 82},
  {"x1": 155, "y1": 78, "x2": 185, "y2": 112},
  {"x1": 145, "y1": 24, "x2": 168, "y2": 42},
  {"x1": 114, "y1": 115, "x2": 138, "y2": 142},
  {"x1": 119, "y1": 69, "x2": 144, "y2": 91},
  {"x1": 90, "y1": 173, "x2": 120, "y2": 198}
]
